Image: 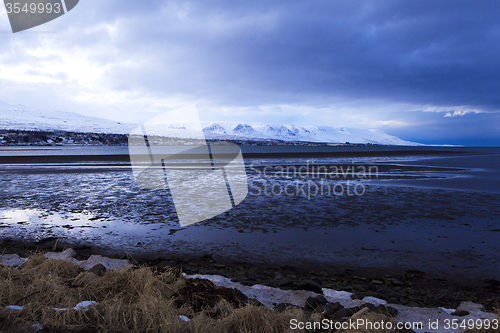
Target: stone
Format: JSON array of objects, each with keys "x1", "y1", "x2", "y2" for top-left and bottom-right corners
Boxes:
[
  {"x1": 88, "y1": 264, "x2": 106, "y2": 276},
  {"x1": 201, "y1": 253, "x2": 213, "y2": 260},
  {"x1": 296, "y1": 279, "x2": 322, "y2": 293},
  {"x1": 0, "y1": 254, "x2": 27, "y2": 268},
  {"x1": 278, "y1": 278, "x2": 294, "y2": 287},
  {"x1": 325, "y1": 302, "x2": 344, "y2": 315},
  {"x1": 361, "y1": 303, "x2": 378, "y2": 312},
  {"x1": 81, "y1": 255, "x2": 132, "y2": 271},
  {"x1": 331, "y1": 307, "x2": 360, "y2": 320},
  {"x1": 352, "y1": 284, "x2": 365, "y2": 292},
  {"x1": 157, "y1": 261, "x2": 171, "y2": 269},
  {"x1": 44, "y1": 248, "x2": 77, "y2": 262},
  {"x1": 304, "y1": 295, "x2": 328, "y2": 310},
  {"x1": 313, "y1": 304, "x2": 326, "y2": 313},
  {"x1": 451, "y1": 310, "x2": 469, "y2": 316},
  {"x1": 232, "y1": 288, "x2": 249, "y2": 305},
  {"x1": 273, "y1": 302, "x2": 301, "y2": 313}
]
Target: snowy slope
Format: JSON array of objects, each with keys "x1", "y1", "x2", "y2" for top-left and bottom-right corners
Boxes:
[
  {"x1": 0, "y1": 103, "x2": 134, "y2": 134},
  {"x1": 202, "y1": 122, "x2": 422, "y2": 146},
  {"x1": 0, "y1": 103, "x2": 421, "y2": 145}
]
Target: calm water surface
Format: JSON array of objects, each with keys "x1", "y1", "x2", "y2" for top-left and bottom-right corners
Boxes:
[{"x1": 0, "y1": 145, "x2": 499, "y2": 279}]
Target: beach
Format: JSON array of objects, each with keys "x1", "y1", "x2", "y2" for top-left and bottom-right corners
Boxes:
[{"x1": 0, "y1": 146, "x2": 499, "y2": 297}]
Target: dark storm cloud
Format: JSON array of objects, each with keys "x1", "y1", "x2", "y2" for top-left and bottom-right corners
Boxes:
[
  {"x1": 2, "y1": 0, "x2": 499, "y2": 144},
  {"x1": 75, "y1": 0, "x2": 500, "y2": 112}
]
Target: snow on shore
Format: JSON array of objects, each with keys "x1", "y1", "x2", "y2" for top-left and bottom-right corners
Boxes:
[{"x1": 186, "y1": 273, "x2": 497, "y2": 333}]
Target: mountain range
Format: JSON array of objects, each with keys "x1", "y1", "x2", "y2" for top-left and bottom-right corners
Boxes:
[
  {"x1": 0, "y1": 103, "x2": 421, "y2": 145},
  {"x1": 201, "y1": 122, "x2": 420, "y2": 145}
]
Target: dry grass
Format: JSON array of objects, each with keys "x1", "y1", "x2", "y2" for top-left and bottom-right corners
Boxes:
[
  {"x1": 2, "y1": 254, "x2": 495, "y2": 332},
  {"x1": 0, "y1": 254, "x2": 311, "y2": 333}
]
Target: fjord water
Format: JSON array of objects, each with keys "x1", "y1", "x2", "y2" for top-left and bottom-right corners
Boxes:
[{"x1": 0, "y1": 146, "x2": 499, "y2": 280}]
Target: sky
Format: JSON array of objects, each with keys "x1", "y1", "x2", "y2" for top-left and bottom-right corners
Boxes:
[{"x1": 0, "y1": 0, "x2": 499, "y2": 146}]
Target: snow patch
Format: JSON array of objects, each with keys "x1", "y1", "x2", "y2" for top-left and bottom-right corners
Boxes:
[
  {"x1": 0, "y1": 254, "x2": 28, "y2": 268},
  {"x1": 186, "y1": 274, "x2": 497, "y2": 333},
  {"x1": 42, "y1": 249, "x2": 132, "y2": 271}
]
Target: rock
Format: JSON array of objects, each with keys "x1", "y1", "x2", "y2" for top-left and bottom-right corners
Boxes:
[
  {"x1": 361, "y1": 303, "x2": 378, "y2": 312},
  {"x1": 451, "y1": 310, "x2": 469, "y2": 316},
  {"x1": 44, "y1": 248, "x2": 77, "y2": 262},
  {"x1": 311, "y1": 277, "x2": 322, "y2": 285},
  {"x1": 314, "y1": 295, "x2": 329, "y2": 305},
  {"x1": 278, "y1": 278, "x2": 294, "y2": 287},
  {"x1": 31, "y1": 323, "x2": 43, "y2": 332},
  {"x1": 304, "y1": 295, "x2": 328, "y2": 310},
  {"x1": 273, "y1": 302, "x2": 301, "y2": 313},
  {"x1": 0, "y1": 254, "x2": 28, "y2": 268},
  {"x1": 457, "y1": 301, "x2": 485, "y2": 313},
  {"x1": 296, "y1": 279, "x2": 322, "y2": 293},
  {"x1": 179, "y1": 315, "x2": 190, "y2": 322},
  {"x1": 423, "y1": 293, "x2": 434, "y2": 305},
  {"x1": 232, "y1": 288, "x2": 249, "y2": 305},
  {"x1": 325, "y1": 302, "x2": 344, "y2": 315},
  {"x1": 35, "y1": 237, "x2": 58, "y2": 245},
  {"x1": 157, "y1": 261, "x2": 171, "y2": 269},
  {"x1": 352, "y1": 284, "x2": 365, "y2": 292},
  {"x1": 81, "y1": 255, "x2": 132, "y2": 271},
  {"x1": 331, "y1": 307, "x2": 360, "y2": 320},
  {"x1": 484, "y1": 279, "x2": 500, "y2": 288},
  {"x1": 88, "y1": 264, "x2": 106, "y2": 276},
  {"x1": 313, "y1": 304, "x2": 326, "y2": 313},
  {"x1": 6, "y1": 305, "x2": 24, "y2": 310},
  {"x1": 73, "y1": 301, "x2": 98, "y2": 311}
]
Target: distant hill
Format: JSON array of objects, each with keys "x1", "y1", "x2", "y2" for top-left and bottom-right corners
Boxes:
[
  {"x1": 202, "y1": 122, "x2": 422, "y2": 146},
  {"x1": 0, "y1": 102, "x2": 422, "y2": 145},
  {"x1": 0, "y1": 103, "x2": 133, "y2": 134}
]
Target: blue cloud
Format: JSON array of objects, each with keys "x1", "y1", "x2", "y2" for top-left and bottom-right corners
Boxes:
[{"x1": 1, "y1": 0, "x2": 499, "y2": 145}]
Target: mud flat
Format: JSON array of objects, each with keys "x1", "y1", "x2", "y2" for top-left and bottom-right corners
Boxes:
[{"x1": 0, "y1": 146, "x2": 499, "y2": 313}]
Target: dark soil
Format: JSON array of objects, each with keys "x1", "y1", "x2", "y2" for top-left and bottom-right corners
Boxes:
[{"x1": 2, "y1": 238, "x2": 499, "y2": 313}]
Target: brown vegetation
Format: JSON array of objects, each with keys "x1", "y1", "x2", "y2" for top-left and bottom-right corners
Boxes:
[{"x1": 0, "y1": 254, "x2": 497, "y2": 333}]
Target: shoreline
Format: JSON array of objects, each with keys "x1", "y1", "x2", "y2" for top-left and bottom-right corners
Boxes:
[
  {"x1": 1, "y1": 238, "x2": 499, "y2": 313},
  {"x1": 0, "y1": 148, "x2": 480, "y2": 164},
  {"x1": 0, "y1": 145, "x2": 498, "y2": 318}
]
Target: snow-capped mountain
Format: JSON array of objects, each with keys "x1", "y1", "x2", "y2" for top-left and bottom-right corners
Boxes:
[
  {"x1": 202, "y1": 122, "x2": 422, "y2": 146},
  {"x1": 0, "y1": 103, "x2": 421, "y2": 145},
  {"x1": 0, "y1": 103, "x2": 134, "y2": 134}
]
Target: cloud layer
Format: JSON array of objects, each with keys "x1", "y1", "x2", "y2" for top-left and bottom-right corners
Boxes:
[{"x1": 0, "y1": 0, "x2": 499, "y2": 145}]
